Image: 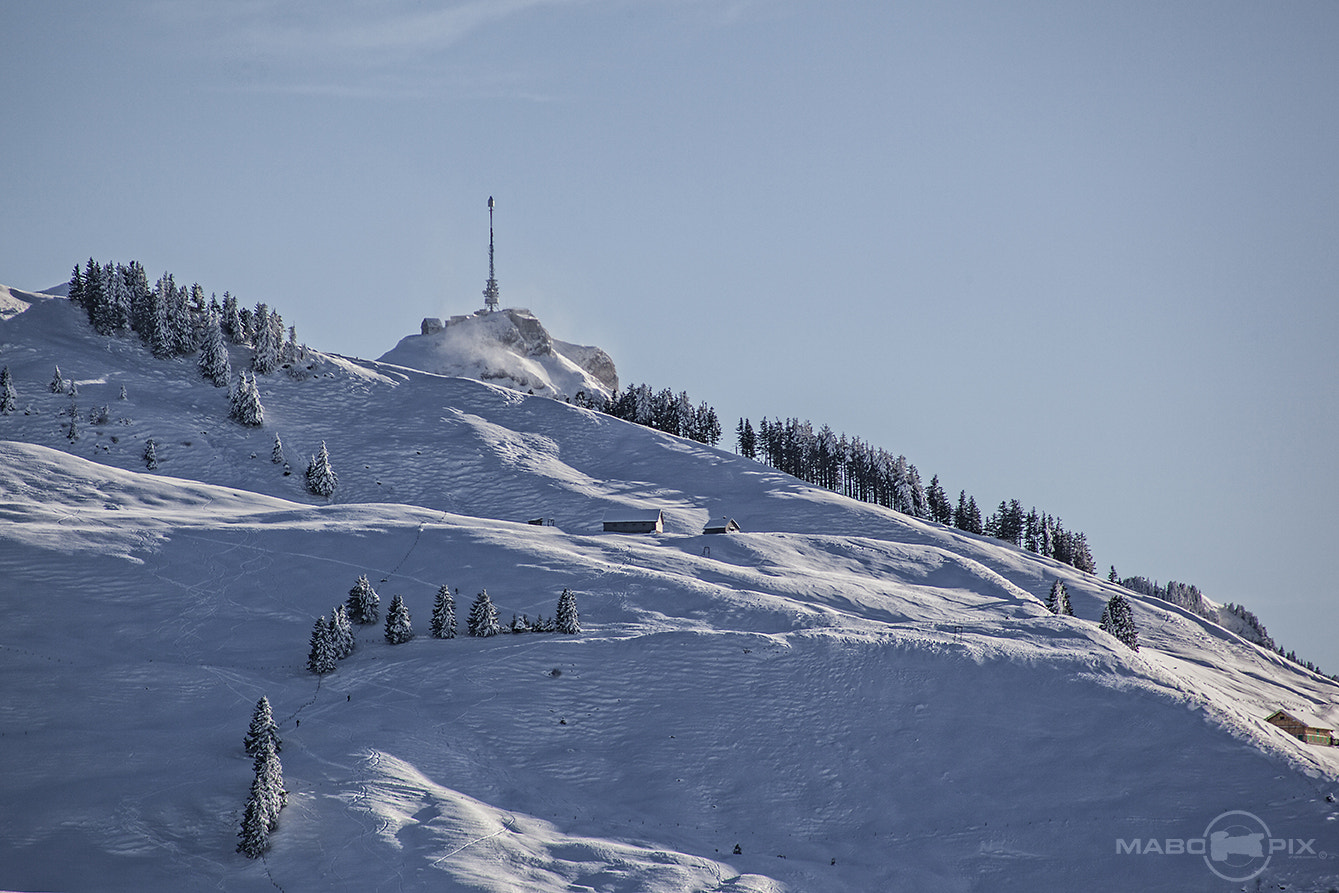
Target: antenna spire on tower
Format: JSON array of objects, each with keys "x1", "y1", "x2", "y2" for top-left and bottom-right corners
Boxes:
[{"x1": 483, "y1": 196, "x2": 500, "y2": 312}]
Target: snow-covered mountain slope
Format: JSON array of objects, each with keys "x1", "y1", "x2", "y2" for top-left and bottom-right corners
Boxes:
[
  {"x1": 2, "y1": 289, "x2": 1338, "y2": 892},
  {"x1": 377, "y1": 307, "x2": 618, "y2": 401}
]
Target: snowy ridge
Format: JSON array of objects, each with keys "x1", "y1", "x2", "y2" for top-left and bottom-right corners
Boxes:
[
  {"x1": 1, "y1": 286, "x2": 1337, "y2": 891},
  {"x1": 377, "y1": 307, "x2": 618, "y2": 402}
]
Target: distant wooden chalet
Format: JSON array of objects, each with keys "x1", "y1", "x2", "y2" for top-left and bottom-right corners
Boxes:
[
  {"x1": 703, "y1": 517, "x2": 741, "y2": 534},
  {"x1": 1265, "y1": 709, "x2": 1334, "y2": 746},
  {"x1": 603, "y1": 509, "x2": 663, "y2": 534}
]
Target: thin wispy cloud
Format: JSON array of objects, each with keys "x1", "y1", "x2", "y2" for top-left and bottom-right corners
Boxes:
[
  {"x1": 150, "y1": 0, "x2": 776, "y2": 99},
  {"x1": 237, "y1": 0, "x2": 582, "y2": 60}
]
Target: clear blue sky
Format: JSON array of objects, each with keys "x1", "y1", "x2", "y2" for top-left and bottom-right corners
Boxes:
[{"x1": 3, "y1": 1, "x2": 1337, "y2": 671}]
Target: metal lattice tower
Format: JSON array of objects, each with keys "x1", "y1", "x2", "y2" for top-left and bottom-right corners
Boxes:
[{"x1": 482, "y1": 196, "x2": 500, "y2": 312}]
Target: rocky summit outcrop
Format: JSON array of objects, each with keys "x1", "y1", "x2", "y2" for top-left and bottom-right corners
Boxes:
[{"x1": 377, "y1": 308, "x2": 618, "y2": 401}]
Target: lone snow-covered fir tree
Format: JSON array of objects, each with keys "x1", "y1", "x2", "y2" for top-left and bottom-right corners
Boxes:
[
  {"x1": 384, "y1": 594, "x2": 413, "y2": 644},
  {"x1": 306, "y1": 441, "x2": 337, "y2": 498},
  {"x1": 430, "y1": 585, "x2": 456, "y2": 639},
  {"x1": 556, "y1": 588, "x2": 580, "y2": 634},
  {"x1": 1045, "y1": 579, "x2": 1073, "y2": 616},
  {"x1": 468, "y1": 589, "x2": 499, "y2": 638},
  {"x1": 1099, "y1": 592, "x2": 1140, "y2": 651}
]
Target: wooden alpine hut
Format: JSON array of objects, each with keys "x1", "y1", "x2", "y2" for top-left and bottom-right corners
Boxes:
[
  {"x1": 602, "y1": 509, "x2": 664, "y2": 534},
  {"x1": 1264, "y1": 709, "x2": 1334, "y2": 746}
]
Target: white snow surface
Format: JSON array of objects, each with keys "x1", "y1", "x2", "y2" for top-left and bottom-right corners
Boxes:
[
  {"x1": 1, "y1": 289, "x2": 1337, "y2": 892},
  {"x1": 377, "y1": 308, "x2": 618, "y2": 402}
]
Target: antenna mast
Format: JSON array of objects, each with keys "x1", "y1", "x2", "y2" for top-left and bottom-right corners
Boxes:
[{"x1": 483, "y1": 196, "x2": 500, "y2": 312}]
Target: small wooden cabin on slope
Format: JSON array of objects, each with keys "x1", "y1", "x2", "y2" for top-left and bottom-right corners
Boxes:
[
  {"x1": 703, "y1": 517, "x2": 741, "y2": 534},
  {"x1": 602, "y1": 509, "x2": 664, "y2": 534},
  {"x1": 1265, "y1": 709, "x2": 1334, "y2": 746}
]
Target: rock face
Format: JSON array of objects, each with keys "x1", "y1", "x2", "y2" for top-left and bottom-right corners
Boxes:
[{"x1": 379, "y1": 308, "x2": 618, "y2": 401}]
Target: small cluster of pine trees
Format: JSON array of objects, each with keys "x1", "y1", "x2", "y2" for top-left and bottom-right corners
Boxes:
[
  {"x1": 736, "y1": 416, "x2": 1097, "y2": 573},
  {"x1": 307, "y1": 602, "x2": 357, "y2": 674},
  {"x1": 308, "y1": 578, "x2": 580, "y2": 672},
  {"x1": 575, "y1": 384, "x2": 722, "y2": 445},
  {"x1": 237, "y1": 696, "x2": 286, "y2": 858}
]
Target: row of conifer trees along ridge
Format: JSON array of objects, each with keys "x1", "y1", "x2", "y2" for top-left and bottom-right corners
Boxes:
[
  {"x1": 68, "y1": 259, "x2": 304, "y2": 371},
  {"x1": 735, "y1": 416, "x2": 1097, "y2": 573},
  {"x1": 574, "y1": 383, "x2": 722, "y2": 446}
]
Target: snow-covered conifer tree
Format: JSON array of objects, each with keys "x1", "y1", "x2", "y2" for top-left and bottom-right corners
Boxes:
[
  {"x1": 430, "y1": 585, "x2": 456, "y2": 639},
  {"x1": 229, "y1": 372, "x2": 264, "y2": 427},
  {"x1": 148, "y1": 275, "x2": 177, "y2": 359},
  {"x1": 330, "y1": 604, "x2": 355, "y2": 658},
  {"x1": 168, "y1": 283, "x2": 195, "y2": 356},
  {"x1": 306, "y1": 615, "x2": 337, "y2": 674},
  {"x1": 1099, "y1": 593, "x2": 1139, "y2": 651},
  {"x1": 556, "y1": 588, "x2": 580, "y2": 634},
  {"x1": 49, "y1": 366, "x2": 64, "y2": 394},
  {"x1": 103, "y1": 263, "x2": 132, "y2": 334},
  {"x1": 384, "y1": 594, "x2": 413, "y2": 644},
  {"x1": 271, "y1": 432, "x2": 285, "y2": 465},
  {"x1": 1045, "y1": 579, "x2": 1072, "y2": 616},
  {"x1": 251, "y1": 304, "x2": 280, "y2": 374},
  {"x1": 243, "y1": 696, "x2": 282, "y2": 758},
  {"x1": 143, "y1": 438, "x2": 158, "y2": 469},
  {"x1": 346, "y1": 574, "x2": 379, "y2": 625},
  {"x1": 68, "y1": 264, "x2": 84, "y2": 309},
  {"x1": 306, "y1": 441, "x2": 337, "y2": 498},
  {"x1": 251, "y1": 733, "x2": 286, "y2": 826},
  {"x1": 0, "y1": 366, "x2": 16, "y2": 414},
  {"x1": 467, "y1": 589, "x2": 499, "y2": 638},
  {"x1": 736, "y1": 418, "x2": 757, "y2": 459},
  {"x1": 197, "y1": 310, "x2": 232, "y2": 387},
  {"x1": 236, "y1": 780, "x2": 271, "y2": 858},
  {"x1": 282, "y1": 325, "x2": 298, "y2": 365},
  {"x1": 222, "y1": 292, "x2": 245, "y2": 344}
]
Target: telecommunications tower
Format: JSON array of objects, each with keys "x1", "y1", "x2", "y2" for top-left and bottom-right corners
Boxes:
[{"x1": 482, "y1": 196, "x2": 500, "y2": 312}]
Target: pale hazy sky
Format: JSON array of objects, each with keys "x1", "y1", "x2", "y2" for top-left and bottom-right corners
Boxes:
[{"x1": 3, "y1": 1, "x2": 1337, "y2": 670}]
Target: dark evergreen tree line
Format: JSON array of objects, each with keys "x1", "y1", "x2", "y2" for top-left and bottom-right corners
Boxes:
[
  {"x1": 68, "y1": 259, "x2": 304, "y2": 371},
  {"x1": 736, "y1": 415, "x2": 1096, "y2": 573},
  {"x1": 574, "y1": 383, "x2": 722, "y2": 446}
]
